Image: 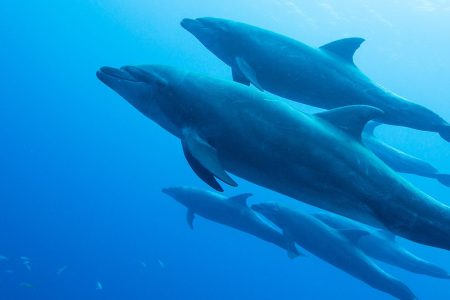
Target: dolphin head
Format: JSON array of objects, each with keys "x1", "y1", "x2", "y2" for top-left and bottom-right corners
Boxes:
[
  {"x1": 162, "y1": 186, "x2": 212, "y2": 208},
  {"x1": 251, "y1": 202, "x2": 284, "y2": 226},
  {"x1": 181, "y1": 17, "x2": 238, "y2": 64},
  {"x1": 97, "y1": 65, "x2": 187, "y2": 135},
  {"x1": 162, "y1": 187, "x2": 188, "y2": 204}
]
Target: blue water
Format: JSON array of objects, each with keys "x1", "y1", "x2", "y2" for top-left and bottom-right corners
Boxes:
[{"x1": 1, "y1": 1, "x2": 450, "y2": 299}]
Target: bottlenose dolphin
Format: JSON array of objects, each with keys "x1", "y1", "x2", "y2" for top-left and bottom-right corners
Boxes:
[
  {"x1": 252, "y1": 203, "x2": 417, "y2": 300},
  {"x1": 162, "y1": 186, "x2": 299, "y2": 257},
  {"x1": 363, "y1": 123, "x2": 450, "y2": 187},
  {"x1": 181, "y1": 17, "x2": 450, "y2": 142},
  {"x1": 314, "y1": 212, "x2": 450, "y2": 279},
  {"x1": 97, "y1": 64, "x2": 450, "y2": 250}
]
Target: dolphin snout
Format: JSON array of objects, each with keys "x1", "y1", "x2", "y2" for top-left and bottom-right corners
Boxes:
[
  {"x1": 180, "y1": 18, "x2": 202, "y2": 32},
  {"x1": 96, "y1": 66, "x2": 140, "y2": 83}
]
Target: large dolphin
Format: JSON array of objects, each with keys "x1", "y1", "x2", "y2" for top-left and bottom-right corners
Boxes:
[
  {"x1": 314, "y1": 212, "x2": 450, "y2": 279},
  {"x1": 252, "y1": 203, "x2": 417, "y2": 300},
  {"x1": 161, "y1": 186, "x2": 299, "y2": 257},
  {"x1": 96, "y1": 64, "x2": 450, "y2": 250},
  {"x1": 181, "y1": 17, "x2": 450, "y2": 142},
  {"x1": 363, "y1": 123, "x2": 450, "y2": 187}
]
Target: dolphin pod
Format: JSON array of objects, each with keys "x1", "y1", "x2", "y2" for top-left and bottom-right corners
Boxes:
[
  {"x1": 252, "y1": 202, "x2": 417, "y2": 300},
  {"x1": 161, "y1": 186, "x2": 300, "y2": 257},
  {"x1": 314, "y1": 212, "x2": 450, "y2": 279},
  {"x1": 97, "y1": 65, "x2": 450, "y2": 251},
  {"x1": 362, "y1": 122, "x2": 450, "y2": 187},
  {"x1": 181, "y1": 17, "x2": 450, "y2": 142}
]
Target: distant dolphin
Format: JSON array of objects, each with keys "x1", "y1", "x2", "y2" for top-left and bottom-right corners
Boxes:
[
  {"x1": 363, "y1": 122, "x2": 450, "y2": 187},
  {"x1": 314, "y1": 212, "x2": 450, "y2": 279},
  {"x1": 97, "y1": 65, "x2": 450, "y2": 250},
  {"x1": 181, "y1": 17, "x2": 450, "y2": 142},
  {"x1": 252, "y1": 202, "x2": 417, "y2": 300},
  {"x1": 162, "y1": 186, "x2": 300, "y2": 257}
]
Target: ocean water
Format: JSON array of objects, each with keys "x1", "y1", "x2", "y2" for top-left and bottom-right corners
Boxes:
[{"x1": 1, "y1": 1, "x2": 450, "y2": 299}]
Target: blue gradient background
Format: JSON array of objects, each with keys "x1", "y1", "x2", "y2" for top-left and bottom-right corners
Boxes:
[{"x1": 1, "y1": 1, "x2": 449, "y2": 299}]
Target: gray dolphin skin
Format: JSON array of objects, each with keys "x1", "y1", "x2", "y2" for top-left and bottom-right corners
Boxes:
[
  {"x1": 363, "y1": 123, "x2": 450, "y2": 187},
  {"x1": 161, "y1": 186, "x2": 299, "y2": 257},
  {"x1": 181, "y1": 17, "x2": 450, "y2": 142},
  {"x1": 252, "y1": 203, "x2": 417, "y2": 300},
  {"x1": 96, "y1": 65, "x2": 450, "y2": 250},
  {"x1": 314, "y1": 212, "x2": 450, "y2": 279}
]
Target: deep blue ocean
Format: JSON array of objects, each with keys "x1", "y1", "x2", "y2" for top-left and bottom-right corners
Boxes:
[{"x1": 1, "y1": 1, "x2": 450, "y2": 299}]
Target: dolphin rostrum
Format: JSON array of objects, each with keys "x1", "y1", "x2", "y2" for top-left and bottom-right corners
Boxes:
[
  {"x1": 252, "y1": 202, "x2": 417, "y2": 300},
  {"x1": 97, "y1": 65, "x2": 450, "y2": 250},
  {"x1": 181, "y1": 17, "x2": 450, "y2": 142},
  {"x1": 363, "y1": 122, "x2": 450, "y2": 187},
  {"x1": 162, "y1": 186, "x2": 299, "y2": 257},
  {"x1": 314, "y1": 212, "x2": 450, "y2": 279}
]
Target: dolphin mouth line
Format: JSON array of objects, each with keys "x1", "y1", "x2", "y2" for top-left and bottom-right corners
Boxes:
[
  {"x1": 181, "y1": 18, "x2": 206, "y2": 31},
  {"x1": 97, "y1": 67, "x2": 143, "y2": 83}
]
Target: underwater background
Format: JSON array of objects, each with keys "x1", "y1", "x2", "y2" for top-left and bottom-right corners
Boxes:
[{"x1": 1, "y1": 0, "x2": 450, "y2": 299}]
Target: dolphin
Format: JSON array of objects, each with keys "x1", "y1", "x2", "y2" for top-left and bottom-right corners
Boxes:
[
  {"x1": 181, "y1": 17, "x2": 450, "y2": 142},
  {"x1": 314, "y1": 212, "x2": 450, "y2": 279},
  {"x1": 252, "y1": 202, "x2": 417, "y2": 300},
  {"x1": 96, "y1": 64, "x2": 450, "y2": 250},
  {"x1": 162, "y1": 186, "x2": 300, "y2": 257},
  {"x1": 363, "y1": 122, "x2": 450, "y2": 187}
]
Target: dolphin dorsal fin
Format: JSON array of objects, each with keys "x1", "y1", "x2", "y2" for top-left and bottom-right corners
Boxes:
[
  {"x1": 187, "y1": 209, "x2": 195, "y2": 230},
  {"x1": 228, "y1": 193, "x2": 253, "y2": 206},
  {"x1": 315, "y1": 105, "x2": 384, "y2": 141},
  {"x1": 339, "y1": 229, "x2": 370, "y2": 243},
  {"x1": 181, "y1": 128, "x2": 237, "y2": 192},
  {"x1": 320, "y1": 37, "x2": 365, "y2": 66}
]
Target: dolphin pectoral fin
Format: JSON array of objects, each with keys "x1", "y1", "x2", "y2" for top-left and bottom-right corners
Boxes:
[
  {"x1": 187, "y1": 209, "x2": 195, "y2": 230},
  {"x1": 320, "y1": 37, "x2": 365, "y2": 66},
  {"x1": 232, "y1": 67, "x2": 251, "y2": 86},
  {"x1": 182, "y1": 143, "x2": 224, "y2": 192},
  {"x1": 228, "y1": 193, "x2": 253, "y2": 206},
  {"x1": 435, "y1": 173, "x2": 450, "y2": 187},
  {"x1": 235, "y1": 57, "x2": 264, "y2": 91},
  {"x1": 181, "y1": 129, "x2": 237, "y2": 190},
  {"x1": 315, "y1": 105, "x2": 384, "y2": 140},
  {"x1": 282, "y1": 229, "x2": 304, "y2": 258},
  {"x1": 439, "y1": 124, "x2": 450, "y2": 142},
  {"x1": 338, "y1": 229, "x2": 370, "y2": 243}
]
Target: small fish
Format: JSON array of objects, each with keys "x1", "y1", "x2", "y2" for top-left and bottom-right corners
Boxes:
[
  {"x1": 96, "y1": 281, "x2": 103, "y2": 290},
  {"x1": 138, "y1": 260, "x2": 147, "y2": 268},
  {"x1": 157, "y1": 259, "x2": 165, "y2": 269},
  {"x1": 56, "y1": 265, "x2": 68, "y2": 276},
  {"x1": 19, "y1": 282, "x2": 33, "y2": 289}
]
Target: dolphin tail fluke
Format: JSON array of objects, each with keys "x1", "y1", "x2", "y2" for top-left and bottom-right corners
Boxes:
[
  {"x1": 439, "y1": 124, "x2": 450, "y2": 142},
  {"x1": 436, "y1": 173, "x2": 450, "y2": 187}
]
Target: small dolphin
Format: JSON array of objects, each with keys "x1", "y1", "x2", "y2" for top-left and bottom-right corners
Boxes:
[
  {"x1": 97, "y1": 65, "x2": 450, "y2": 250},
  {"x1": 252, "y1": 202, "x2": 417, "y2": 300},
  {"x1": 363, "y1": 122, "x2": 450, "y2": 187},
  {"x1": 162, "y1": 186, "x2": 300, "y2": 257},
  {"x1": 56, "y1": 265, "x2": 68, "y2": 276},
  {"x1": 181, "y1": 17, "x2": 450, "y2": 142},
  {"x1": 157, "y1": 259, "x2": 165, "y2": 269},
  {"x1": 315, "y1": 212, "x2": 450, "y2": 279}
]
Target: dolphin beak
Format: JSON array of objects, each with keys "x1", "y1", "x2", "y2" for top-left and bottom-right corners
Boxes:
[
  {"x1": 96, "y1": 66, "x2": 140, "y2": 85},
  {"x1": 180, "y1": 18, "x2": 202, "y2": 33}
]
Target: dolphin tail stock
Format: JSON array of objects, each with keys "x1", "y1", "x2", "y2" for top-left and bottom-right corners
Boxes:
[
  {"x1": 439, "y1": 124, "x2": 450, "y2": 142},
  {"x1": 435, "y1": 173, "x2": 450, "y2": 187}
]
